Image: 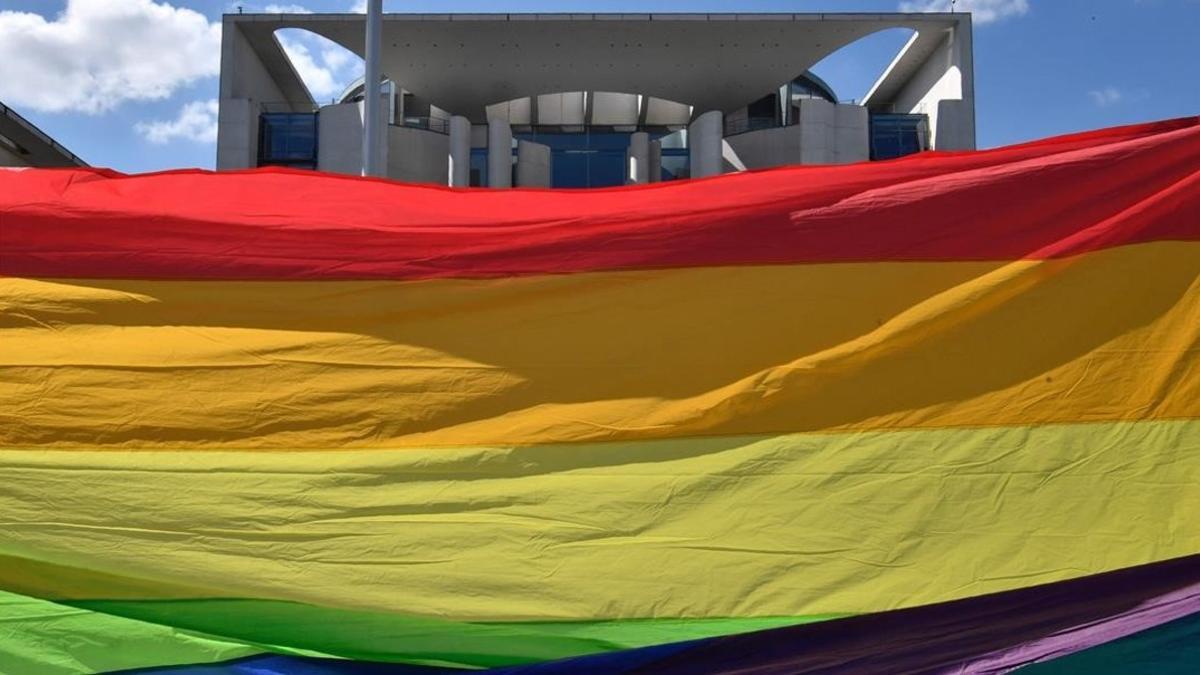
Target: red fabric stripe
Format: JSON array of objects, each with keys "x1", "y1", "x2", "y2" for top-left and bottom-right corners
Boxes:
[{"x1": 2, "y1": 117, "x2": 1198, "y2": 281}]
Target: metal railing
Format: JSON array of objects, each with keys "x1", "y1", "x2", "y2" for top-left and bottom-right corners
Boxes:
[
  {"x1": 259, "y1": 101, "x2": 321, "y2": 114},
  {"x1": 0, "y1": 101, "x2": 88, "y2": 166},
  {"x1": 722, "y1": 116, "x2": 784, "y2": 137},
  {"x1": 399, "y1": 116, "x2": 450, "y2": 135},
  {"x1": 256, "y1": 103, "x2": 451, "y2": 135}
]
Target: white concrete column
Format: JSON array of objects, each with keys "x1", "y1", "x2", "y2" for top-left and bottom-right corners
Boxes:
[
  {"x1": 216, "y1": 98, "x2": 255, "y2": 170},
  {"x1": 833, "y1": 104, "x2": 869, "y2": 164},
  {"x1": 797, "y1": 98, "x2": 834, "y2": 164},
  {"x1": 934, "y1": 17, "x2": 976, "y2": 151},
  {"x1": 626, "y1": 132, "x2": 649, "y2": 184},
  {"x1": 648, "y1": 139, "x2": 662, "y2": 183},
  {"x1": 688, "y1": 110, "x2": 723, "y2": 179},
  {"x1": 448, "y1": 115, "x2": 471, "y2": 187},
  {"x1": 487, "y1": 119, "x2": 512, "y2": 188},
  {"x1": 317, "y1": 102, "x2": 365, "y2": 175},
  {"x1": 516, "y1": 140, "x2": 552, "y2": 187}
]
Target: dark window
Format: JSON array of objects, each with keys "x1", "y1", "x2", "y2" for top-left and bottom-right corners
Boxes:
[
  {"x1": 727, "y1": 73, "x2": 837, "y2": 136},
  {"x1": 789, "y1": 74, "x2": 837, "y2": 104},
  {"x1": 257, "y1": 113, "x2": 318, "y2": 169},
  {"x1": 747, "y1": 94, "x2": 778, "y2": 128},
  {"x1": 659, "y1": 148, "x2": 690, "y2": 182},
  {"x1": 869, "y1": 113, "x2": 929, "y2": 160},
  {"x1": 514, "y1": 128, "x2": 624, "y2": 188},
  {"x1": 511, "y1": 127, "x2": 686, "y2": 189},
  {"x1": 469, "y1": 148, "x2": 488, "y2": 187}
]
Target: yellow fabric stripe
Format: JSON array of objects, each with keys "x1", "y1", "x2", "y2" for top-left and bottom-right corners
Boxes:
[
  {"x1": 2, "y1": 241, "x2": 1197, "y2": 449},
  {"x1": 1, "y1": 419, "x2": 1196, "y2": 620}
]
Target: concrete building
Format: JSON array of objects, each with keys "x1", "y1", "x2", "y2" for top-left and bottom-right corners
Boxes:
[
  {"x1": 0, "y1": 101, "x2": 86, "y2": 168},
  {"x1": 217, "y1": 12, "x2": 975, "y2": 188}
]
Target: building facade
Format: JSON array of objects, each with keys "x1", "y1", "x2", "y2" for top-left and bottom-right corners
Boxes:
[
  {"x1": 217, "y1": 12, "x2": 975, "y2": 188},
  {"x1": 0, "y1": 101, "x2": 86, "y2": 168}
]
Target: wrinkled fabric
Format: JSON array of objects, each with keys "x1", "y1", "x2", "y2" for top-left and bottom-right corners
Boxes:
[{"x1": 0, "y1": 118, "x2": 1198, "y2": 673}]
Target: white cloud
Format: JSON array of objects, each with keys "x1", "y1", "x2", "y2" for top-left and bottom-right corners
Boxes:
[
  {"x1": 321, "y1": 43, "x2": 355, "y2": 72},
  {"x1": 136, "y1": 99, "x2": 219, "y2": 144},
  {"x1": 0, "y1": 0, "x2": 221, "y2": 114},
  {"x1": 1088, "y1": 86, "x2": 1123, "y2": 107},
  {"x1": 223, "y1": 2, "x2": 310, "y2": 11},
  {"x1": 276, "y1": 31, "x2": 363, "y2": 101},
  {"x1": 278, "y1": 33, "x2": 338, "y2": 99},
  {"x1": 899, "y1": 0, "x2": 1030, "y2": 24}
]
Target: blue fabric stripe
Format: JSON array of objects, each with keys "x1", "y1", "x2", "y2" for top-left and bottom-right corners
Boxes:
[{"x1": 110, "y1": 655, "x2": 463, "y2": 675}]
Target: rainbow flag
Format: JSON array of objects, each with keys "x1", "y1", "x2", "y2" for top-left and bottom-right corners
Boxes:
[{"x1": 1, "y1": 118, "x2": 1198, "y2": 674}]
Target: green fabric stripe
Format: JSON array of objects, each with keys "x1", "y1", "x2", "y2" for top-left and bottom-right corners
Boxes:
[
  {"x1": 507, "y1": 615, "x2": 841, "y2": 647},
  {"x1": 0, "y1": 590, "x2": 262, "y2": 675},
  {"x1": 67, "y1": 598, "x2": 838, "y2": 670}
]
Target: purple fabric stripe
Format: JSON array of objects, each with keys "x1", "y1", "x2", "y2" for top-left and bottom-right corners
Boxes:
[
  {"x1": 632, "y1": 554, "x2": 1200, "y2": 675},
  {"x1": 968, "y1": 574, "x2": 1200, "y2": 673}
]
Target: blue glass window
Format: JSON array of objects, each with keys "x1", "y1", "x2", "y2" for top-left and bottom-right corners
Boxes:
[
  {"x1": 257, "y1": 113, "x2": 318, "y2": 169},
  {"x1": 513, "y1": 129, "x2": 624, "y2": 188},
  {"x1": 869, "y1": 113, "x2": 929, "y2": 160},
  {"x1": 469, "y1": 148, "x2": 488, "y2": 187},
  {"x1": 659, "y1": 148, "x2": 689, "y2": 182},
  {"x1": 512, "y1": 127, "x2": 687, "y2": 188}
]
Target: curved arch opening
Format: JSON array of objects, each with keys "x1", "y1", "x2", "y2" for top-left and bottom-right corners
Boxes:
[
  {"x1": 718, "y1": 27, "x2": 941, "y2": 165},
  {"x1": 720, "y1": 28, "x2": 918, "y2": 139},
  {"x1": 273, "y1": 28, "x2": 364, "y2": 105},
  {"x1": 809, "y1": 27, "x2": 917, "y2": 105}
]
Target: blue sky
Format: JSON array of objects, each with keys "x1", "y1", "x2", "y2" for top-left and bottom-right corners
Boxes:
[{"x1": 0, "y1": 0, "x2": 1196, "y2": 172}]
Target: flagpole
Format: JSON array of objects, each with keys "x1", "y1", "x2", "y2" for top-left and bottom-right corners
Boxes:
[{"x1": 362, "y1": 0, "x2": 384, "y2": 176}]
